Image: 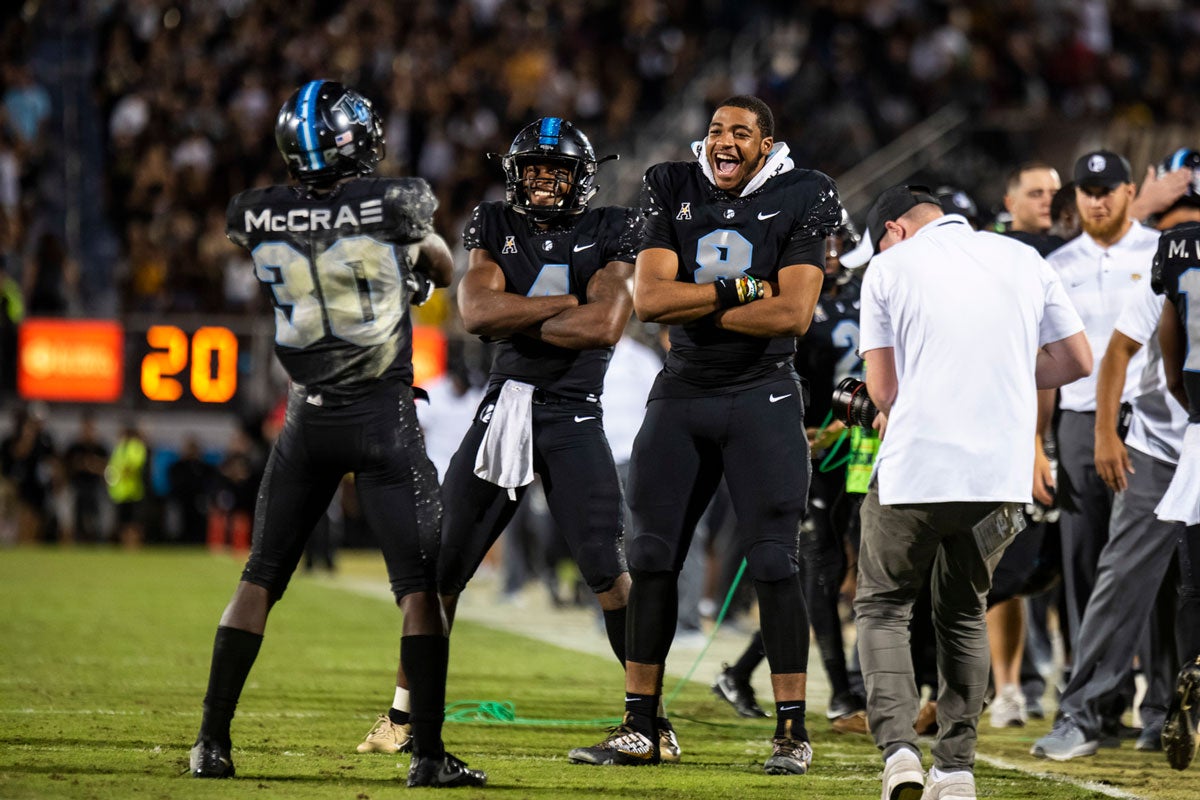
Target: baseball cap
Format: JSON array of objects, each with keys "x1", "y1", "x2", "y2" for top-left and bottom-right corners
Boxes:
[
  {"x1": 1073, "y1": 149, "x2": 1132, "y2": 189},
  {"x1": 840, "y1": 184, "x2": 942, "y2": 268}
]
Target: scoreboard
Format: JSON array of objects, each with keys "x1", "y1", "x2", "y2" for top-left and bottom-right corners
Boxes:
[{"x1": 15, "y1": 316, "x2": 447, "y2": 411}]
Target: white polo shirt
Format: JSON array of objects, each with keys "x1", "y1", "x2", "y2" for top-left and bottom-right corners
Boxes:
[
  {"x1": 1112, "y1": 281, "x2": 1188, "y2": 464},
  {"x1": 1046, "y1": 222, "x2": 1160, "y2": 412},
  {"x1": 860, "y1": 215, "x2": 1084, "y2": 504}
]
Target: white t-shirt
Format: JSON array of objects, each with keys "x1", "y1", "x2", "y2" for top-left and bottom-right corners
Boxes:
[
  {"x1": 859, "y1": 215, "x2": 1084, "y2": 504},
  {"x1": 1046, "y1": 222, "x2": 1160, "y2": 411},
  {"x1": 416, "y1": 373, "x2": 484, "y2": 481},
  {"x1": 1112, "y1": 281, "x2": 1188, "y2": 464},
  {"x1": 602, "y1": 336, "x2": 663, "y2": 464}
]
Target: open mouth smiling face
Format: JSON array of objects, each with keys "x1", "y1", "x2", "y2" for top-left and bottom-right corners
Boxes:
[
  {"x1": 522, "y1": 163, "x2": 573, "y2": 207},
  {"x1": 705, "y1": 105, "x2": 772, "y2": 193}
]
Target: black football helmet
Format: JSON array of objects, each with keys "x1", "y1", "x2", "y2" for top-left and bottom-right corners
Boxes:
[
  {"x1": 498, "y1": 118, "x2": 613, "y2": 222},
  {"x1": 275, "y1": 80, "x2": 384, "y2": 186},
  {"x1": 1159, "y1": 148, "x2": 1200, "y2": 203}
]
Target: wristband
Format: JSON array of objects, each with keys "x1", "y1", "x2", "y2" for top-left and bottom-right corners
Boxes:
[{"x1": 714, "y1": 275, "x2": 764, "y2": 308}]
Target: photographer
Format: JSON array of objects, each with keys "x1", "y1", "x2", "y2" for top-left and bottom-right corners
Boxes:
[{"x1": 850, "y1": 185, "x2": 1091, "y2": 800}]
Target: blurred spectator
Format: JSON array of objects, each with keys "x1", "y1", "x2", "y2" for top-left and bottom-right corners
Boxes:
[
  {"x1": 23, "y1": 229, "x2": 77, "y2": 316},
  {"x1": 63, "y1": 411, "x2": 111, "y2": 543},
  {"x1": 0, "y1": 402, "x2": 55, "y2": 543},
  {"x1": 105, "y1": 420, "x2": 149, "y2": 548},
  {"x1": 206, "y1": 428, "x2": 262, "y2": 554},
  {"x1": 166, "y1": 435, "x2": 216, "y2": 545},
  {"x1": 1050, "y1": 181, "x2": 1081, "y2": 242}
]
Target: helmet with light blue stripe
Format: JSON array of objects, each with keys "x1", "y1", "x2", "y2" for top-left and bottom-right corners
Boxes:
[
  {"x1": 498, "y1": 117, "x2": 611, "y2": 222},
  {"x1": 275, "y1": 80, "x2": 384, "y2": 186}
]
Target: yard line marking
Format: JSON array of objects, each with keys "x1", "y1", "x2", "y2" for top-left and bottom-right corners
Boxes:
[{"x1": 975, "y1": 753, "x2": 1145, "y2": 800}]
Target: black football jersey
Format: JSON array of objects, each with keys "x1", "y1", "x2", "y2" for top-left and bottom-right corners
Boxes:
[
  {"x1": 639, "y1": 160, "x2": 842, "y2": 395},
  {"x1": 1151, "y1": 220, "x2": 1200, "y2": 422},
  {"x1": 1003, "y1": 229, "x2": 1066, "y2": 258},
  {"x1": 797, "y1": 276, "x2": 864, "y2": 423},
  {"x1": 227, "y1": 177, "x2": 435, "y2": 404},
  {"x1": 462, "y1": 201, "x2": 640, "y2": 399}
]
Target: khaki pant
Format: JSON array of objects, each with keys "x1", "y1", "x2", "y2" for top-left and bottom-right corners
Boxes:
[{"x1": 854, "y1": 484, "x2": 1003, "y2": 772}]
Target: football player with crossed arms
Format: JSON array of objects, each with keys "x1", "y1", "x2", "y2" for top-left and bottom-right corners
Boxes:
[
  {"x1": 570, "y1": 95, "x2": 842, "y2": 774},
  {"x1": 188, "y1": 80, "x2": 485, "y2": 788},
  {"x1": 356, "y1": 117, "x2": 684, "y2": 762},
  {"x1": 1153, "y1": 209, "x2": 1200, "y2": 771}
]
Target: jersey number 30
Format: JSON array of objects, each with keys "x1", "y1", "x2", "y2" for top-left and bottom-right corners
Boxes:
[{"x1": 253, "y1": 236, "x2": 405, "y2": 348}]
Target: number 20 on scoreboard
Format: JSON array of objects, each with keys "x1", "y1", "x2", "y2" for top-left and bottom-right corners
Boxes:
[{"x1": 140, "y1": 325, "x2": 238, "y2": 403}]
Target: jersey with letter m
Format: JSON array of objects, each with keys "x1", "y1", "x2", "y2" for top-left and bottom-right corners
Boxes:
[
  {"x1": 639, "y1": 160, "x2": 841, "y2": 392},
  {"x1": 1152, "y1": 220, "x2": 1200, "y2": 422},
  {"x1": 227, "y1": 177, "x2": 435, "y2": 404}
]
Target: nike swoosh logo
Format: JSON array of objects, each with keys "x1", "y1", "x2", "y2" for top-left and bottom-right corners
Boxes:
[
  {"x1": 779, "y1": 705, "x2": 802, "y2": 712},
  {"x1": 574, "y1": 416, "x2": 597, "y2": 422},
  {"x1": 573, "y1": 243, "x2": 596, "y2": 252},
  {"x1": 757, "y1": 210, "x2": 781, "y2": 220},
  {"x1": 769, "y1": 394, "x2": 792, "y2": 403}
]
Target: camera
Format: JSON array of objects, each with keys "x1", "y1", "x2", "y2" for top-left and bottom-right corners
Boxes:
[{"x1": 831, "y1": 377, "x2": 879, "y2": 428}]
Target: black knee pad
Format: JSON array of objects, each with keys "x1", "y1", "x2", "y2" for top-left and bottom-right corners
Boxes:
[
  {"x1": 574, "y1": 538, "x2": 625, "y2": 594},
  {"x1": 745, "y1": 540, "x2": 799, "y2": 583},
  {"x1": 627, "y1": 531, "x2": 678, "y2": 573}
]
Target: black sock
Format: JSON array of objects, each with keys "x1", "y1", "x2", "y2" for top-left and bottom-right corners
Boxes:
[
  {"x1": 732, "y1": 630, "x2": 766, "y2": 680},
  {"x1": 774, "y1": 700, "x2": 808, "y2": 741},
  {"x1": 388, "y1": 707, "x2": 410, "y2": 726},
  {"x1": 400, "y1": 635, "x2": 448, "y2": 759},
  {"x1": 199, "y1": 626, "x2": 263, "y2": 748},
  {"x1": 624, "y1": 692, "x2": 658, "y2": 739},
  {"x1": 603, "y1": 607, "x2": 627, "y2": 666}
]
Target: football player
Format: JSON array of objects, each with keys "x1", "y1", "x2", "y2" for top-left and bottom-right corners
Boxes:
[
  {"x1": 1152, "y1": 158, "x2": 1200, "y2": 769},
  {"x1": 355, "y1": 118, "x2": 684, "y2": 762},
  {"x1": 188, "y1": 80, "x2": 485, "y2": 789},
  {"x1": 570, "y1": 96, "x2": 842, "y2": 775}
]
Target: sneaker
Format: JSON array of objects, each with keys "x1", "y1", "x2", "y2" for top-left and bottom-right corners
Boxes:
[
  {"x1": 1135, "y1": 722, "x2": 1163, "y2": 752},
  {"x1": 763, "y1": 736, "x2": 813, "y2": 775},
  {"x1": 989, "y1": 685, "x2": 1027, "y2": 728},
  {"x1": 657, "y1": 717, "x2": 681, "y2": 763},
  {"x1": 189, "y1": 739, "x2": 235, "y2": 779},
  {"x1": 915, "y1": 701, "x2": 938, "y2": 736},
  {"x1": 712, "y1": 663, "x2": 768, "y2": 718},
  {"x1": 355, "y1": 714, "x2": 412, "y2": 754},
  {"x1": 1163, "y1": 657, "x2": 1200, "y2": 770},
  {"x1": 881, "y1": 748, "x2": 923, "y2": 800},
  {"x1": 406, "y1": 752, "x2": 487, "y2": 788},
  {"x1": 568, "y1": 715, "x2": 660, "y2": 765},
  {"x1": 1030, "y1": 715, "x2": 1099, "y2": 760},
  {"x1": 832, "y1": 709, "x2": 870, "y2": 735},
  {"x1": 920, "y1": 769, "x2": 975, "y2": 799}
]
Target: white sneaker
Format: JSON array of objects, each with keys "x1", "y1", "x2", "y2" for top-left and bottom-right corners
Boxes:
[
  {"x1": 921, "y1": 769, "x2": 976, "y2": 800},
  {"x1": 881, "y1": 748, "x2": 924, "y2": 800},
  {"x1": 989, "y1": 684, "x2": 1027, "y2": 728}
]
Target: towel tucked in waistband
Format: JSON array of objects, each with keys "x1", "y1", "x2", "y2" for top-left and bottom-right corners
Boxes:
[{"x1": 473, "y1": 379, "x2": 535, "y2": 500}]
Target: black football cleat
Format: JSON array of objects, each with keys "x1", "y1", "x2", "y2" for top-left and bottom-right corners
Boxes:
[
  {"x1": 568, "y1": 714, "x2": 660, "y2": 765},
  {"x1": 712, "y1": 663, "x2": 768, "y2": 718},
  {"x1": 1163, "y1": 657, "x2": 1200, "y2": 771},
  {"x1": 406, "y1": 752, "x2": 488, "y2": 788},
  {"x1": 189, "y1": 739, "x2": 235, "y2": 778}
]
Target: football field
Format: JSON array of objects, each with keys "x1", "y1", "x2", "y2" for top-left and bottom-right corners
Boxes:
[{"x1": 0, "y1": 547, "x2": 1191, "y2": 799}]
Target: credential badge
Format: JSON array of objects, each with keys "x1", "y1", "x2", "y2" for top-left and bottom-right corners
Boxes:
[
  {"x1": 676, "y1": 202, "x2": 691, "y2": 220},
  {"x1": 501, "y1": 236, "x2": 517, "y2": 254}
]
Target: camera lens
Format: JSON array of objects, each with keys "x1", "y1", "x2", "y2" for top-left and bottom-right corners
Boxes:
[{"x1": 831, "y1": 377, "x2": 878, "y2": 428}]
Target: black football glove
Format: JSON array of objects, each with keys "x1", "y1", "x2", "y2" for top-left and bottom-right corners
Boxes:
[{"x1": 406, "y1": 270, "x2": 436, "y2": 306}]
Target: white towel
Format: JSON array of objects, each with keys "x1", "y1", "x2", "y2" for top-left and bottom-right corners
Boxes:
[
  {"x1": 690, "y1": 140, "x2": 794, "y2": 196},
  {"x1": 1156, "y1": 423, "x2": 1200, "y2": 525},
  {"x1": 473, "y1": 380, "x2": 535, "y2": 499}
]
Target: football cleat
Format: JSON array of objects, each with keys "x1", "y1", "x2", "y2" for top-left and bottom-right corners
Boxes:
[
  {"x1": 355, "y1": 714, "x2": 412, "y2": 754},
  {"x1": 763, "y1": 735, "x2": 813, "y2": 775},
  {"x1": 712, "y1": 663, "x2": 768, "y2": 718},
  {"x1": 406, "y1": 752, "x2": 487, "y2": 788},
  {"x1": 568, "y1": 714, "x2": 660, "y2": 765},
  {"x1": 831, "y1": 709, "x2": 870, "y2": 735},
  {"x1": 657, "y1": 716, "x2": 681, "y2": 763},
  {"x1": 1163, "y1": 657, "x2": 1200, "y2": 770},
  {"x1": 189, "y1": 739, "x2": 235, "y2": 778}
]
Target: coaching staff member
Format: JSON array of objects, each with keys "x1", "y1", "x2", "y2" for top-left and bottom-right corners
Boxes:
[{"x1": 853, "y1": 185, "x2": 1091, "y2": 800}]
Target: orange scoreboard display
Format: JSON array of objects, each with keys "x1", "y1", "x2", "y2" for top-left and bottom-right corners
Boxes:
[{"x1": 17, "y1": 318, "x2": 447, "y2": 406}]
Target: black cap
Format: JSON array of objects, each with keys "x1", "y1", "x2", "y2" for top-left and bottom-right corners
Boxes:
[
  {"x1": 1073, "y1": 150, "x2": 1132, "y2": 189},
  {"x1": 936, "y1": 185, "x2": 979, "y2": 221},
  {"x1": 865, "y1": 184, "x2": 942, "y2": 254}
]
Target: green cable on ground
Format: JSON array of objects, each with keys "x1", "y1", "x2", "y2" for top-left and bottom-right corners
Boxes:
[{"x1": 443, "y1": 558, "x2": 751, "y2": 727}]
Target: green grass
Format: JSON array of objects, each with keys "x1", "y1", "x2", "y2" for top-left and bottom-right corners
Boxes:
[{"x1": 0, "y1": 548, "x2": 1190, "y2": 798}]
